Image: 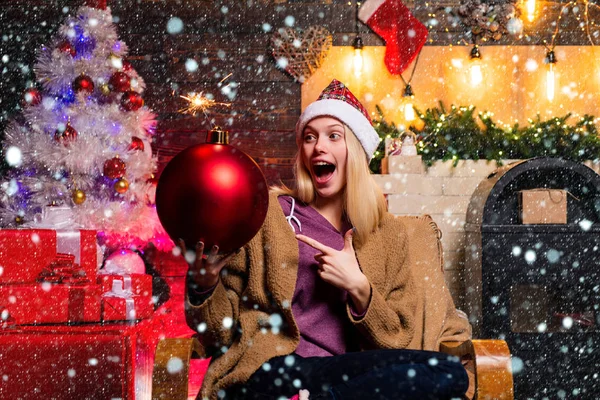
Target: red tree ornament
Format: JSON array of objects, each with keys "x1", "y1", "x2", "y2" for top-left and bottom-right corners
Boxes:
[
  {"x1": 120, "y1": 91, "x2": 144, "y2": 111},
  {"x1": 108, "y1": 71, "x2": 130, "y2": 92},
  {"x1": 55, "y1": 124, "x2": 78, "y2": 144},
  {"x1": 128, "y1": 136, "x2": 145, "y2": 152},
  {"x1": 72, "y1": 74, "x2": 95, "y2": 94},
  {"x1": 58, "y1": 41, "x2": 76, "y2": 57},
  {"x1": 103, "y1": 157, "x2": 126, "y2": 179},
  {"x1": 122, "y1": 60, "x2": 133, "y2": 72},
  {"x1": 155, "y1": 127, "x2": 269, "y2": 254},
  {"x1": 23, "y1": 88, "x2": 42, "y2": 106}
]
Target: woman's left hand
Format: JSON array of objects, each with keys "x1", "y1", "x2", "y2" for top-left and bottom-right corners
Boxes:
[{"x1": 296, "y1": 229, "x2": 371, "y2": 312}]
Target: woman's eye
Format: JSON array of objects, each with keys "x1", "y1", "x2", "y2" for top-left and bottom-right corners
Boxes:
[
  {"x1": 304, "y1": 134, "x2": 316, "y2": 142},
  {"x1": 330, "y1": 133, "x2": 341, "y2": 139}
]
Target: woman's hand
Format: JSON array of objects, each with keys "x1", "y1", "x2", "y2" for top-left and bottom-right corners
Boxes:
[
  {"x1": 295, "y1": 229, "x2": 371, "y2": 313},
  {"x1": 177, "y1": 239, "x2": 237, "y2": 291}
]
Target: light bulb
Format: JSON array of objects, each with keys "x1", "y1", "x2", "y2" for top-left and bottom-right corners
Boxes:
[
  {"x1": 353, "y1": 48, "x2": 363, "y2": 77},
  {"x1": 470, "y1": 63, "x2": 483, "y2": 86},
  {"x1": 526, "y1": 0, "x2": 536, "y2": 22},
  {"x1": 546, "y1": 63, "x2": 555, "y2": 101},
  {"x1": 404, "y1": 102, "x2": 415, "y2": 121},
  {"x1": 469, "y1": 45, "x2": 483, "y2": 86},
  {"x1": 352, "y1": 36, "x2": 364, "y2": 78},
  {"x1": 545, "y1": 50, "x2": 557, "y2": 102}
]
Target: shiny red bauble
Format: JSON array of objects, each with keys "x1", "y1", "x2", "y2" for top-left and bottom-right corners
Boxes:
[
  {"x1": 128, "y1": 136, "x2": 144, "y2": 152},
  {"x1": 155, "y1": 127, "x2": 269, "y2": 254},
  {"x1": 108, "y1": 71, "x2": 131, "y2": 92},
  {"x1": 72, "y1": 74, "x2": 95, "y2": 94},
  {"x1": 121, "y1": 60, "x2": 133, "y2": 72},
  {"x1": 103, "y1": 157, "x2": 126, "y2": 179},
  {"x1": 120, "y1": 91, "x2": 144, "y2": 111},
  {"x1": 55, "y1": 124, "x2": 78, "y2": 144},
  {"x1": 58, "y1": 41, "x2": 76, "y2": 57},
  {"x1": 23, "y1": 88, "x2": 42, "y2": 106}
]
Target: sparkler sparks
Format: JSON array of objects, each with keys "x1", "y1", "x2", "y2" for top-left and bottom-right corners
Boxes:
[{"x1": 179, "y1": 92, "x2": 230, "y2": 116}]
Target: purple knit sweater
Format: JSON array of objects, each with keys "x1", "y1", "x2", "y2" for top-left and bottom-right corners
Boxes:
[{"x1": 278, "y1": 196, "x2": 359, "y2": 357}]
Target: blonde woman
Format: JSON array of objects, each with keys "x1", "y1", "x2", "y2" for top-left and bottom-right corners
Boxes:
[{"x1": 182, "y1": 80, "x2": 470, "y2": 400}]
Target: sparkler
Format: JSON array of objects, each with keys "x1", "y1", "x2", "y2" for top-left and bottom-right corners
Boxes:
[{"x1": 179, "y1": 92, "x2": 230, "y2": 116}]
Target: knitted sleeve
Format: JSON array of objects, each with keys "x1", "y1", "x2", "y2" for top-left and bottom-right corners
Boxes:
[{"x1": 347, "y1": 219, "x2": 416, "y2": 349}]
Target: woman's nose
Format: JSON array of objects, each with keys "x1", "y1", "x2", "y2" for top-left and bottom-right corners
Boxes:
[{"x1": 314, "y1": 137, "x2": 327, "y2": 152}]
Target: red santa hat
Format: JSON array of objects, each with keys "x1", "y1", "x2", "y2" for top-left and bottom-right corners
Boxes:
[{"x1": 296, "y1": 79, "x2": 380, "y2": 161}]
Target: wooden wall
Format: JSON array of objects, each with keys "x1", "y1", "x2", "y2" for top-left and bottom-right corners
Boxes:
[{"x1": 0, "y1": 0, "x2": 595, "y2": 185}]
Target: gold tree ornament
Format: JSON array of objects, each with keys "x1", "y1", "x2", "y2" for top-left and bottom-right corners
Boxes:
[
  {"x1": 100, "y1": 83, "x2": 111, "y2": 95},
  {"x1": 271, "y1": 26, "x2": 332, "y2": 83},
  {"x1": 72, "y1": 189, "x2": 86, "y2": 205},
  {"x1": 114, "y1": 178, "x2": 129, "y2": 194}
]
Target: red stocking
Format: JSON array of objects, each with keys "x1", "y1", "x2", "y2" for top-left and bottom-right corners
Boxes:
[{"x1": 359, "y1": 0, "x2": 428, "y2": 75}]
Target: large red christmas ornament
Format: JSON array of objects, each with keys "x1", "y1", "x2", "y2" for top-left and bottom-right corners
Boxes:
[
  {"x1": 120, "y1": 91, "x2": 144, "y2": 111},
  {"x1": 128, "y1": 136, "x2": 144, "y2": 152},
  {"x1": 23, "y1": 88, "x2": 42, "y2": 106},
  {"x1": 103, "y1": 157, "x2": 126, "y2": 179},
  {"x1": 55, "y1": 123, "x2": 78, "y2": 144},
  {"x1": 72, "y1": 74, "x2": 95, "y2": 94},
  {"x1": 108, "y1": 71, "x2": 130, "y2": 92},
  {"x1": 58, "y1": 41, "x2": 76, "y2": 57},
  {"x1": 155, "y1": 127, "x2": 269, "y2": 253}
]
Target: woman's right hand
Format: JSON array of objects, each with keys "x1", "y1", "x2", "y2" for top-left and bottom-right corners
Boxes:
[{"x1": 177, "y1": 239, "x2": 238, "y2": 290}]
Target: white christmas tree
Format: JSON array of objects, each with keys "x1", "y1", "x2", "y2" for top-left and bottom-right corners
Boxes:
[{"x1": 0, "y1": 6, "x2": 172, "y2": 251}]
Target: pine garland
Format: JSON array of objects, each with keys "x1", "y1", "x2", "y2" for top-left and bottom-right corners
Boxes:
[{"x1": 370, "y1": 102, "x2": 600, "y2": 173}]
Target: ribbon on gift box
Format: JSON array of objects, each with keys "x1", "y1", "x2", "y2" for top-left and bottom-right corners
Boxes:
[
  {"x1": 37, "y1": 253, "x2": 88, "y2": 284},
  {"x1": 102, "y1": 279, "x2": 136, "y2": 320},
  {"x1": 57, "y1": 231, "x2": 82, "y2": 264}
]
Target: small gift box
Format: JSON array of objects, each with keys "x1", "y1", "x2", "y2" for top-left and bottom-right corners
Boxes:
[
  {"x1": 101, "y1": 280, "x2": 153, "y2": 321},
  {"x1": 520, "y1": 189, "x2": 567, "y2": 224},
  {"x1": 0, "y1": 229, "x2": 98, "y2": 284},
  {"x1": 0, "y1": 283, "x2": 102, "y2": 324},
  {"x1": 97, "y1": 274, "x2": 153, "y2": 297},
  {"x1": 381, "y1": 132, "x2": 422, "y2": 175}
]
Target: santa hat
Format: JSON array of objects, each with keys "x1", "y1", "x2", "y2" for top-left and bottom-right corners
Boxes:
[{"x1": 296, "y1": 79, "x2": 380, "y2": 161}]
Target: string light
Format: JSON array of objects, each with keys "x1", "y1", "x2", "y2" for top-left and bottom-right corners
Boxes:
[
  {"x1": 469, "y1": 44, "x2": 483, "y2": 86},
  {"x1": 352, "y1": 36, "x2": 364, "y2": 77},
  {"x1": 545, "y1": 49, "x2": 557, "y2": 102},
  {"x1": 352, "y1": 1, "x2": 364, "y2": 78},
  {"x1": 402, "y1": 83, "x2": 416, "y2": 122}
]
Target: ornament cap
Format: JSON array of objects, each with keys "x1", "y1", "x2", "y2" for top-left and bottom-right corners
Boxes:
[
  {"x1": 546, "y1": 50, "x2": 557, "y2": 64},
  {"x1": 207, "y1": 126, "x2": 229, "y2": 144},
  {"x1": 403, "y1": 83, "x2": 414, "y2": 97}
]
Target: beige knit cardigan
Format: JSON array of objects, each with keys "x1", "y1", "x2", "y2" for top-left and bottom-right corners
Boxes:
[{"x1": 186, "y1": 191, "x2": 471, "y2": 400}]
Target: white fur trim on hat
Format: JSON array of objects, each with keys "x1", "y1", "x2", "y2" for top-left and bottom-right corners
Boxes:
[{"x1": 296, "y1": 99, "x2": 381, "y2": 162}]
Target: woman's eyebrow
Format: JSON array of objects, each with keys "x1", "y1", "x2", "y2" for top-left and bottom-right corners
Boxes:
[{"x1": 305, "y1": 123, "x2": 344, "y2": 131}]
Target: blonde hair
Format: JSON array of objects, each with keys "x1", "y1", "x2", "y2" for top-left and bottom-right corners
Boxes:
[{"x1": 271, "y1": 125, "x2": 387, "y2": 247}]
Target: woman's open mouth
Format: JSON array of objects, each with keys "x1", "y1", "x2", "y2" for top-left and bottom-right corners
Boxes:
[{"x1": 313, "y1": 161, "x2": 336, "y2": 184}]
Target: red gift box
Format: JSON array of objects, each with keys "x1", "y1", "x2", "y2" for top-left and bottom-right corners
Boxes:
[
  {"x1": 101, "y1": 295, "x2": 153, "y2": 321},
  {"x1": 0, "y1": 283, "x2": 101, "y2": 324},
  {"x1": 0, "y1": 229, "x2": 98, "y2": 284},
  {"x1": 0, "y1": 324, "x2": 154, "y2": 400},
  {"x1": 98, "y1": 274, "x2": 153, "y2": 297}
]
